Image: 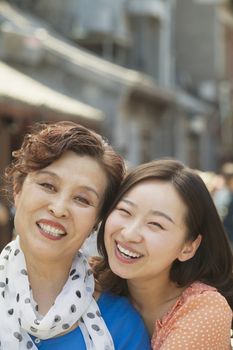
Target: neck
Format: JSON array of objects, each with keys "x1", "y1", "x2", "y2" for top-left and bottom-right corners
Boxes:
[
  {"x1": 24, "y1": 252, "x2": 74, "y2": 315},
  {"x1": 127, "y1": 276, "x2": 185, "y2": 336}
]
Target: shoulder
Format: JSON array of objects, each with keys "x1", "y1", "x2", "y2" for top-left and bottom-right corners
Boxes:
[
  {"x1": 98, "y1": 292, "x2": 145, "y2": 321},
  {"x1": 152, "y1": 282, "x2": 232, "y2": 350},
  {"x1": 99, "y1": 292, "x2": 151, "y2": 350},
  {"x1": 172, "y1": 282, "x2": 232, "y2": 324},
  {"x1": 180, "y1": 282, "x2": 231, "y2": 314}
]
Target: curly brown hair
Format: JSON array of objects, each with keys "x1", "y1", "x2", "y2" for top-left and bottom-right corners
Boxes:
[{"x1": 5, "y1": 121, "x2": 125, "y2": 220}]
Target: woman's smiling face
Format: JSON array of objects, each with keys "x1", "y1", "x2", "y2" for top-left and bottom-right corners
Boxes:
[
  {"x1": 14, "y1": 151, "x2": 107, "y2": 262},
  {"x1": 104, "y1": 180, "x2": 197, "y2": 283}
]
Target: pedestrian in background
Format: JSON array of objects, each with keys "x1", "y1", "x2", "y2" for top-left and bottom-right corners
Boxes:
[{"x1": 215, "y1": 162, "x2": 233, "y2": 246}]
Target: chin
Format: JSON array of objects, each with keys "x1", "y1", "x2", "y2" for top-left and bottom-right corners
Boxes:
[{"x1": 109, "y1": 263, "x2": 131, "y2": 279}]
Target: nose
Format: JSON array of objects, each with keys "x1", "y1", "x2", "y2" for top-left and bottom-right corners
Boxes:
[
  {"x1": 120, "y1": 219, "x2": 143, "y2": 243},
  {"x1": 48, "y1": 197, "x2": 69, "y2": 218}
]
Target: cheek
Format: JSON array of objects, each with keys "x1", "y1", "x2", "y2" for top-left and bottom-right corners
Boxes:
[
  {"x1": 14, "y1": 190, "x2": 22, "y2": 209},
  {"x1": 103, "y1": 215, "x2": 116, "y2": 246},
  {"x1": 103, "y1": 219, "x2": 111, "y2": 243},
  {"x1": 104, "y1": 214, "x2": 118, "y2": 235},
  {"x1": 153, "y1": 237, "x2": 184, "y2": 261},
  {"x1": 75, "y1": 207, "x2": 99, "y2": 233}
]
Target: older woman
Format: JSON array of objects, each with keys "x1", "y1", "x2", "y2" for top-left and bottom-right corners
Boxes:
[
  {"x1": 96, "y1": 159, "x2": 233, "y2": 349},
  {"x1": 0, "y1": 121, "x2": 150, "y2": 350}
]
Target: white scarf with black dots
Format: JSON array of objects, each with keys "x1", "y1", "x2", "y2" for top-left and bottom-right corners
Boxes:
[{"x1": 0, "y1": 236, "x2": 114, "y2": 350}]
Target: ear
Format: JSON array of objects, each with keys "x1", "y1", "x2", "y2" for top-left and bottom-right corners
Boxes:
[{"x1": 178, "y1": 234, "x2": 202, "y2": 262}]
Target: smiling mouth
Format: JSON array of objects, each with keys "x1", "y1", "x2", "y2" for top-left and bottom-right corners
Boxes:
[
  {"x1": 37, "y1": 222, "x2": 67, "y2": 238},
  {"x1": 116, "y1": 243, "x2": 143, "y2": 260}
]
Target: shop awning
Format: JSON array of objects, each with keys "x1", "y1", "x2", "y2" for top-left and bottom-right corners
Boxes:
[{"x1": 0, "y1": 61, "x2": 103, "y2": 127}]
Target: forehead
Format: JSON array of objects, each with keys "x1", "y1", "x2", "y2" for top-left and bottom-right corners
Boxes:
[
  {"x1": 44, "y1": 151, "x2": 103, "y2": 173},
  {"x1": 123, "y1": 180, "x2": 187, "y2": 220},
  {"x1": 26, "y1": 151, "x2": 107, "y2": 190}
]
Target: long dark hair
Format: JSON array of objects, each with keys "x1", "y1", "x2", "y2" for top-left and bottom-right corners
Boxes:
[{"x1": 95, "y1": 159, "x2": 233, "y2": 310}]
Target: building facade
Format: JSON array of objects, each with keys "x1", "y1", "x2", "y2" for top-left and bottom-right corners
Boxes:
[{"x1": 3, "y1": 0, "x2": 233, "y2": 170}]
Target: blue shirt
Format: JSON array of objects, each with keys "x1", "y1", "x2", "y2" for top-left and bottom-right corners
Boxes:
[{"x1": 30, "y1": 292, "x2": 151, "y2": 349}]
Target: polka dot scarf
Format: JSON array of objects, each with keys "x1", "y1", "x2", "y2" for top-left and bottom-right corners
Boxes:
[{"x1": 0, "y1": 236, "x2": 114, "y2": 350}]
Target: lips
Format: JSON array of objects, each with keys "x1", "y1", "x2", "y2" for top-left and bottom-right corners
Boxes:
[{"x1": 36, "y1": 219, "x2": 67, "y2": 241}]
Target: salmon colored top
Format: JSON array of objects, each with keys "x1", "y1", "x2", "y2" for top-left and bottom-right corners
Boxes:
[{"x1": 151, "y1": 281, "x2": 232, "y2": 350}]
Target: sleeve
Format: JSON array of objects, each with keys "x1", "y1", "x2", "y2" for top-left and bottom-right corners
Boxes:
[{"x1": 156, "y1": 291, "x2": 232, "y2": 350}]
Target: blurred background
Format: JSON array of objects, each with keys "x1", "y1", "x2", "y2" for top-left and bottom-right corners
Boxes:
[{"x1": 1, "y1": 0, "x2": 233, "y2": 249}]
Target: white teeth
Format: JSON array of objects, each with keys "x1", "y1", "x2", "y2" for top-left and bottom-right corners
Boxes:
[
  {"x1": 39, "y1": 223, "x2": 66, "y2": 237},
  {"x1": 117, "y1": 244, "x2": 142, "y2": 258}
]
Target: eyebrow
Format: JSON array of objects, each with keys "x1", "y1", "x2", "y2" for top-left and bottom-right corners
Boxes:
[
  {"x1": 150, "y1": 210, "x2": 175, "y2": 224},
  {"x1": 35, "y1": 170, "x2": 100, "y2": 199},
  {"x1": 121, "y1": 198, "x2": 175, "y2": 223}
]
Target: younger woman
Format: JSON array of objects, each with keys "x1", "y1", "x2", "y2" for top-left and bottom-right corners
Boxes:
[{"x1": 95, "y1": 159, "x2": 233, "y2": 349}]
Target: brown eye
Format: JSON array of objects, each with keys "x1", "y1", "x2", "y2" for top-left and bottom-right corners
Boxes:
[
  {"x1": 117, "y1": 207, "x2": 131, "y2": 215},
  {"x1": 39, "y1": 183, "x2": 55, "y2": 191},
  {"x1": 149, "y1": 222, "x2": 164, "y2": 230},
  {"x1": 75, "y1": 196, "x2": 91, "y2": 206}
]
